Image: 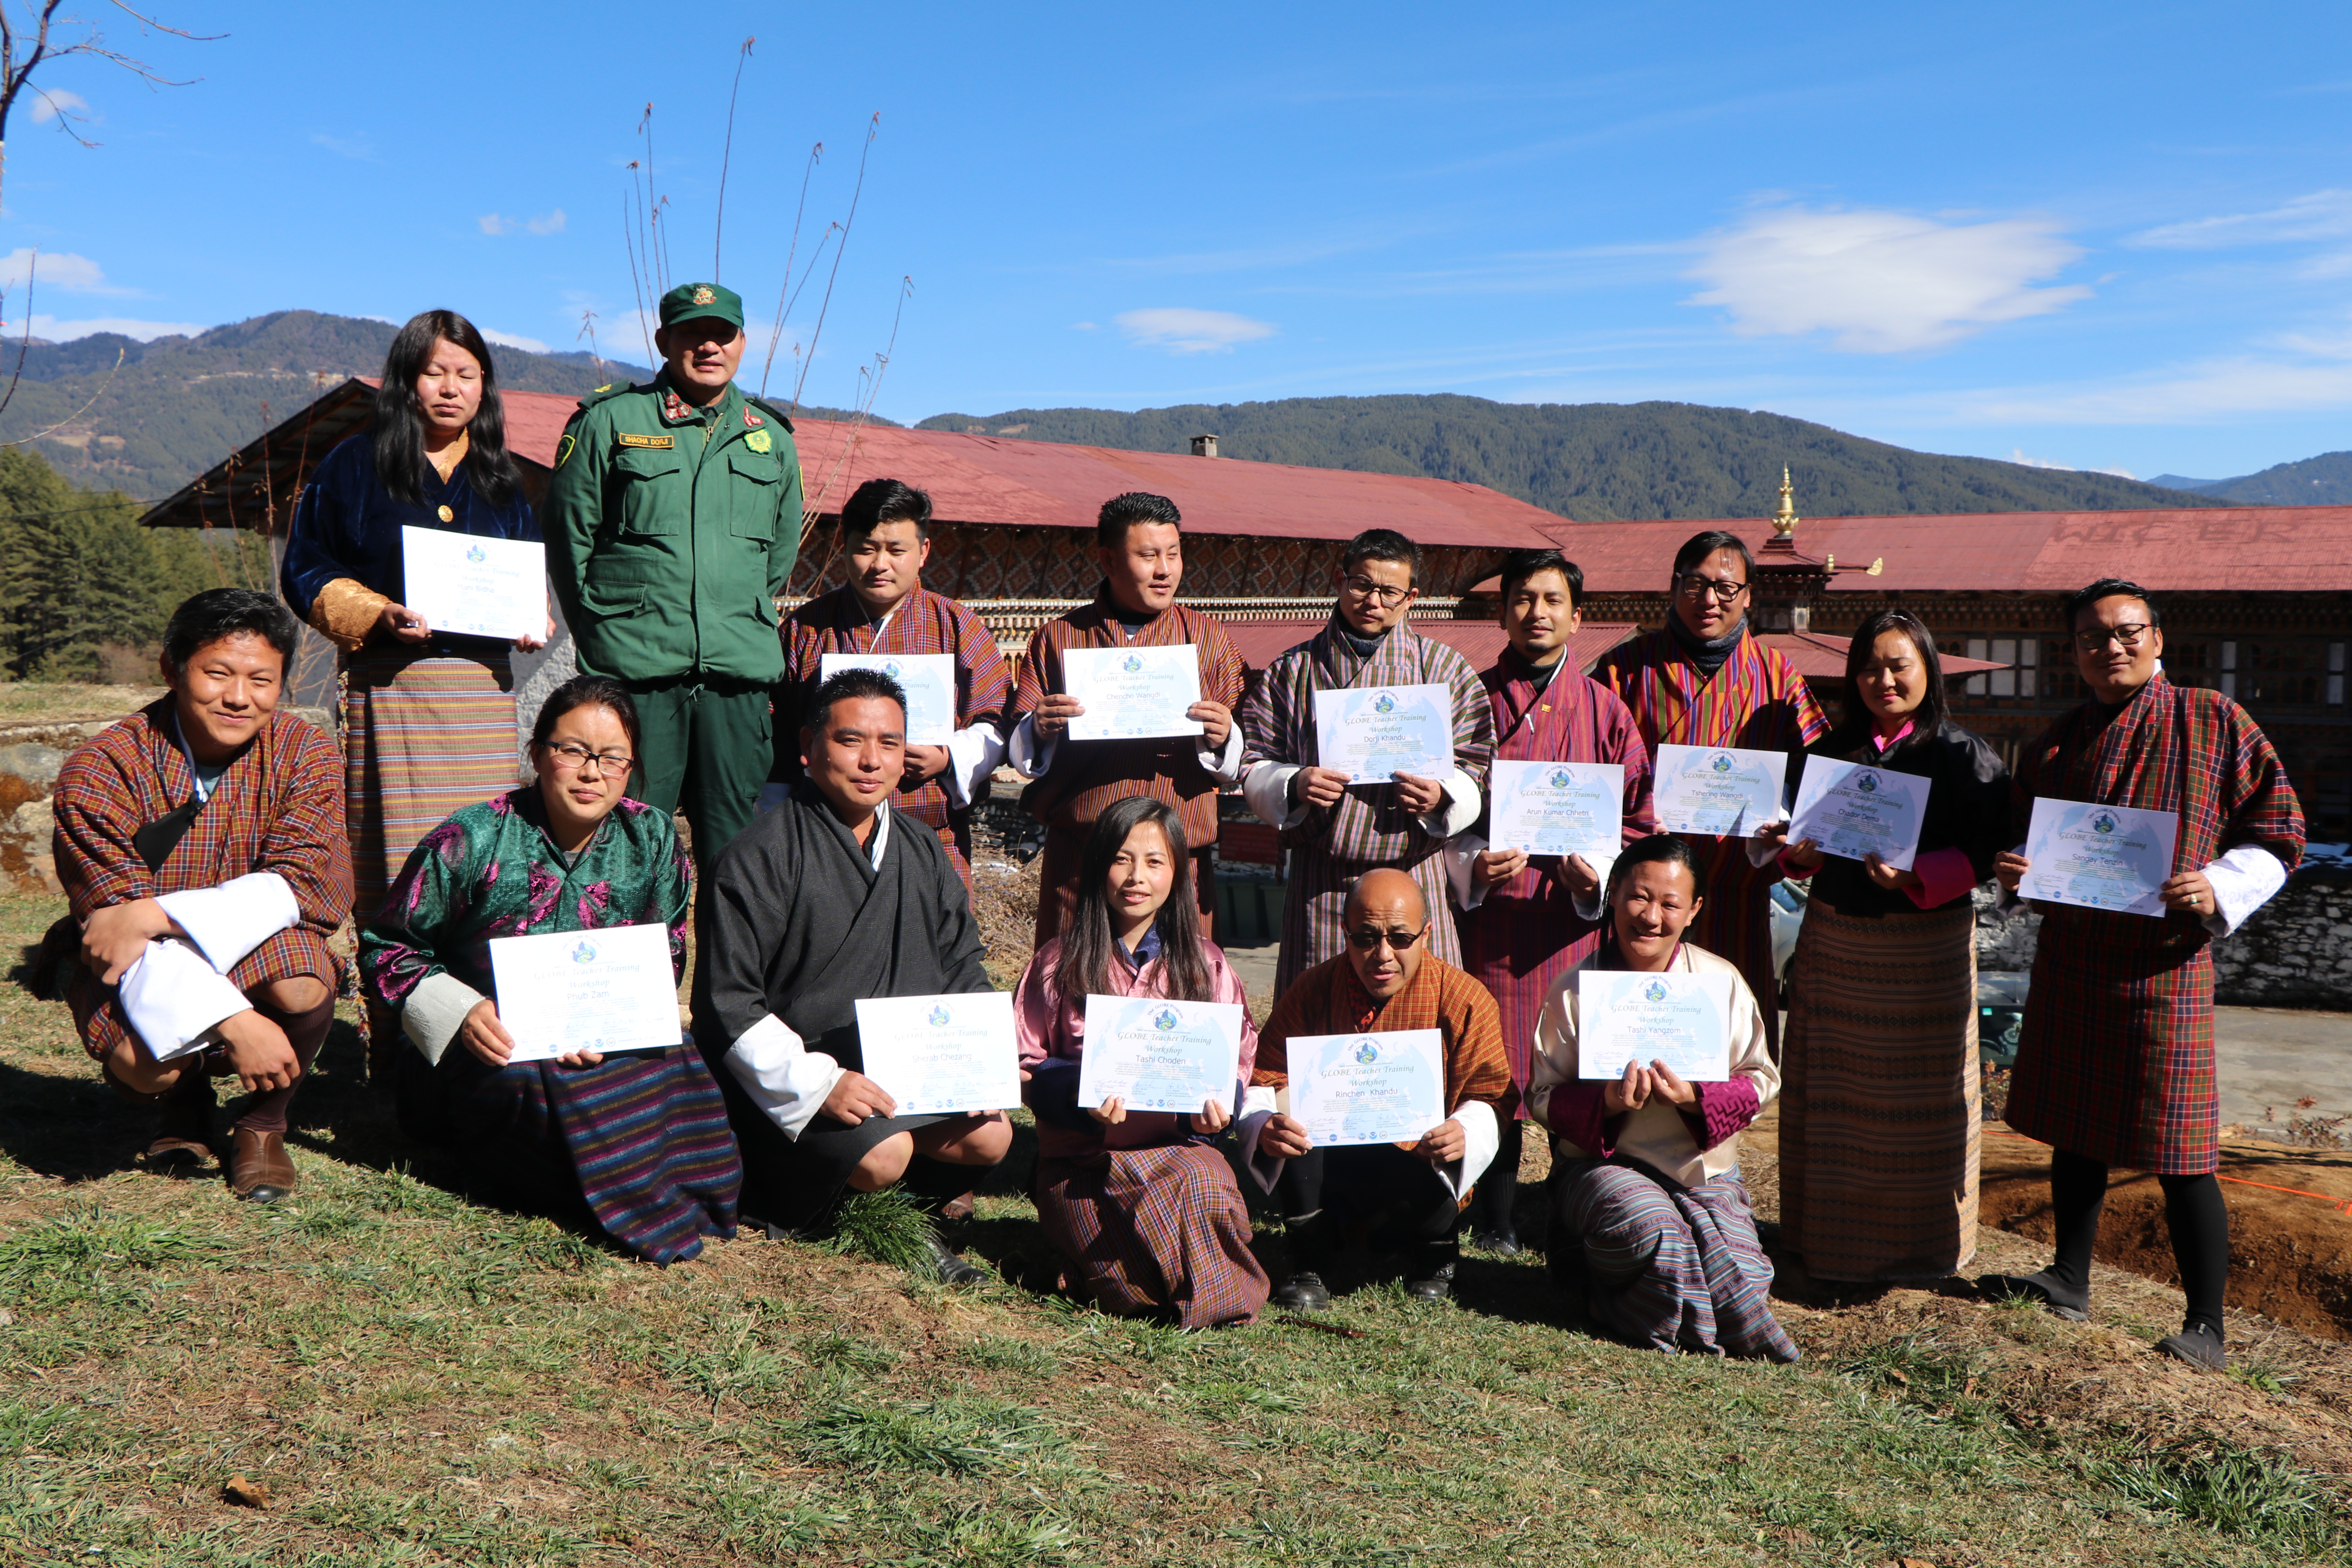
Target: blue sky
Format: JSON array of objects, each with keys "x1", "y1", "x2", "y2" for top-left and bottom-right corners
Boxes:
[{"x1": 16, "y1": 1, "x2": 2352, "y2": 480}]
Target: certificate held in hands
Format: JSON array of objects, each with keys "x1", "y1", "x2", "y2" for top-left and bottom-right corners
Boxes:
[
  {"x1": 1286, "y1": 1028, "x2": 1447, "y2": 1148},
  {"x1": 1312, "y1": 684, "x2": 1453, "y2": 784},
  {"x1": 488, "y1": 923, "x2": 682, "y2": 1064},
  {"x1": 820, "y1": 652, "x2": 956, "y2": 746},
  {"x1": 1788, "y1": 755, "x2": 1931, "y2": 870},
  {"x1": 1062, "y1": 644, "x2": 1203, "y2": 741},
  {"x1": 1078, "y1": 995, "x2": 1245, "y2": 1113},
  {"x1": 2019, "y1": 797, "x2": 2179, "y2": 918},
  {"x1": 1576, "y1": 970, "x2": 1734, "y2": 1082},
  {"x1": 401, "y1": 527, "x2": 546, "y2": 642},
  {"x1": 853, "y1": 991, "x2": 1022, "y2": 1115},
  {"x1": 1489, "y1": 760, "x2": 1623, "y2": 859},
  {"x1": 1651, "y1": 744, "x2": 1788, "y2": 837}
]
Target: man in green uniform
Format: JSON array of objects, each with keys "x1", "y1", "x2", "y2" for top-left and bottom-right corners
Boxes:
[{"x1": 543, "y1": 281, "x2": 805, "y2": 869}]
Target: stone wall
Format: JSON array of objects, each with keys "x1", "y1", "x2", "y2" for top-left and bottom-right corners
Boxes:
[{"x1": 1973, "y1": 867, "x2": 2352, "y2": 1010}]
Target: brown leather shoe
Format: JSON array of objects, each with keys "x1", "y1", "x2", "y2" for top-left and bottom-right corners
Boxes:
[
  {"x1": 229, "y1": 1128, "x2": 297, "y2": 1203},
  {"x1": 145, "y1": 1100, "x2": 216, "y2": 1172}
]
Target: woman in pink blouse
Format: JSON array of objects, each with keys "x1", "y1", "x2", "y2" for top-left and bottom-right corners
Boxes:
[{"x1": 1013, "y1": 795, "x2": 1270, "y2": 1327}]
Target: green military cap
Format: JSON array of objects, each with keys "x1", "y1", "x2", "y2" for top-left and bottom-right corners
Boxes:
[{"x1": 659, "y1": 280, "x2": 745, "y2": 331}]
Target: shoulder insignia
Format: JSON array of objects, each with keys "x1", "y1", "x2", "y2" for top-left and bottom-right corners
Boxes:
[
  {"x1": 744, "y1": 406, "x2": 764, "y2": 428},
  {"x1": 576, "y1": 381, "x2": 637, "y2": 411},
  {"x1": 746, "y1": 396, "x2": 797, "y2": 434},
  {"x1": 617, "y1": 432, "x2": 676, "y2": 450},
  {"x1": 555, "y1": 432, "x2": 577, "y2": 469},
  {"x1": 745, "y1": 429, "x2": 773, "y2": 454}
]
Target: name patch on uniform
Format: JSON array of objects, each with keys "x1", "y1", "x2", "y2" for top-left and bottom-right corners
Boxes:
[{"x1": 616, "y1": 433, "x2": 676, "y2": 450}]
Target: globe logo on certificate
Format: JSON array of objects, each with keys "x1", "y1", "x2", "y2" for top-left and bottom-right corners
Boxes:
[
  {"x1": 1643, "y1": 978, "x2": 1668, "y2": 1003},
  {"x1": 1151, "y1": 1006, "x2": 1180, "y2": 1031},
  {"x1": 466, "y1": 543, "x2": 486, "y2": 564},
  {"x1": 1123, "y1": 653, "x2": 1143, "y2": 673},
  {"x1": 927, "y1": 1004, "x2": 951, "y2": 1028},
  {"x1": 1711, "y1": 752, "x2": 1734, "y2": 773},
  {"x1": 2092, "y1": 811, "x2": 2118, "y2": 835},
  {"x1": 1351, "y1": 1036, "x2": 1382, "y2": 1064},
  {"x1": 1548, "y1": 766, "x2": 1573, "y2": 789},
  {"x1": 1855, "y1": 771, "x2": 1880, "y2": 795},
  {"x1": 882, "y1": 659, "x2": 903, "y2": 678},
  {"x1": 1373, "y1": 692, "x2": 1397, "y2": 715},
  {"x1": 570, "y1": 940, "x2": 597, "y2": 964}
]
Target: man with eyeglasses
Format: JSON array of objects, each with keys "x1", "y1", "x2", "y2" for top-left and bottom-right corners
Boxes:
[
  {"x1": 1241, "y1": 867, "x2": 1511, "y2": 1308},
  {"x1": 1445, "y1": 548, "x2": 1657, "y2": 1254},
  {"x1": 1239, "y1": 528, "x2": 1496, "y2": 996},
  {"x1": 1003, "y1": 491, "x2": 1246, "y2": 945},
  {"x1": 1982, "y1": 578, "x2": 2303, "y2": 1372},
  {"x1": 1594, "y1": 529, "x2": 1824, "y2": 1056}
]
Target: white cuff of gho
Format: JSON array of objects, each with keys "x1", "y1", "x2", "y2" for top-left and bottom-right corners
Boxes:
[
  {"x1": 1236, "y1": 1083, "x2": 1285, "y2": 1193},
  {"x1": 401, "y1": 971, "x2": 486, "y2": 1067},
  {"x1": 155, "y1": 872, "x2": 299, "y2": 975},
  {"x1": 1446, "y1": 834, "x2": 1489, "y2": 911},
  {"x1": 1242, "y1": 761, "x2": 1307, "y2": 829},
  {"x1": 942, "y1": 723, "x2": 1006, "y2": 809},
  {"x1": 1005, "y1": 714, "x2": 1056, "y2": 779},
  {"x1": 1571, "y1": 853, "x2": 1614, "y2": 922},
  {"x1": 1419, "y1": 768, "x2": 1480, "y2": 839},
  {"x1": 1436, "y1": 1100, "x2": 1501, "y2": 1201},
  {"x1": 120, "y1": 938, "x2": 251, "y2": 1062},
  {"x1": 1198, "y1": 723, "x2": 1246, "y2": 786},
  {"x1": 722, "y1": 1012, "x2": 844, "y2": 1142},
  {"x1": 2201, "y1": 843, "x2": 2290, "y2": 937}
]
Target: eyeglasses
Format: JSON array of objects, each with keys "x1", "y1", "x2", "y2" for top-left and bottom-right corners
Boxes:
[
  {"x1": 1675, "y1": 574, "x2": 1749, "y2": 603},
  {"x1": 540, "y1": 740, "x2": 636, "y2": 775},
  {"x1": 1347, "y1": 926, "x2": 1428, "y2": 951},
  {"x1": 2074, "y1": 624, "x2": 2152, "y2": 651},
  {"x1": 1340, "y1": 576, "x2": 1414, "y2": 606}
]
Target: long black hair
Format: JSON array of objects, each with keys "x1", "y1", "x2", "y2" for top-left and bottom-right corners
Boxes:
[
  {"x1": 373, "y1": 309, "x2": 521, "y2": 508},
  {"x1": 1821, "y1": 609, "x2": 1949, "y2": 757},
  {"x1": 1053, "y1": 795, "x2": 1215, "y2": 1004}
]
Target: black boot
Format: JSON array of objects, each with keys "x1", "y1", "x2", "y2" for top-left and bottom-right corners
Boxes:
[
  {"x1": 1405, "y1": 1238, "x2": 1459, "y2": 1303},
  {"x1": 1272, "y1": 1210, "x2": 1334, "y2": 1312},
  {"x1": 903, "y1": 1155, "x2": 987, "y2": 1286}
]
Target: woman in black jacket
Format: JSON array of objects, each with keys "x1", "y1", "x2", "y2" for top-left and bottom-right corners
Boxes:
[{"x1": 1760, "y1": 610, "x2": 2009, "y2": 1285}]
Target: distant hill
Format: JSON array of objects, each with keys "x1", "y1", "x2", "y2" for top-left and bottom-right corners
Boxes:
[
  {"x1": 918, "y1": 396, "x2": 2231, "y2": 522},
  {"x1": 2147, "y1": 452, "x2": 2352, "y2": 507},
  {"x1": 2, "y1": 310, "x2": 888, "y2": 501}
]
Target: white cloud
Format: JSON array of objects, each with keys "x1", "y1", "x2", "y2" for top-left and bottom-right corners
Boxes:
[
  {"x1": 0, "y1": 249, "x2": 129, "y2": 295},
  {"x1": 1684, "y1": 207, "x2": 2090, "y2": 353},
  {"x1": 479, "y1": 210, "x2": 567, "y2": 238},
  {"x1": 1114, "y1": 307, "x2": 1277, "y2": 354},
  {"x1": 2009, "y1": 447, "x2": 2138, "y2": 479},
  {"x1": 2130, "y1": 189, "x2": 2352, "y2": 250},
  {"x1": 26, "y1": 315, "x2": 205, "y2": 343},
  {"x1": 29, "y1": 87, "x2": 87, "y2": 125},
  {"x1": 311, "y1": 132, "x2": 377, "y2": 162},
  {"x1": 480, "y1": 327, "x2": 550, "y2": 354}
]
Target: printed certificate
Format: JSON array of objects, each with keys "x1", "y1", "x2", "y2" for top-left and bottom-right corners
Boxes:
[
  {"x1": 1651, "y1": 744, "x2": 1789, "y2": 837},
  {"x1": 1077, "y1": 995, "x2": 1245, "y2": 1114},
  {"x1": 1576, "y1": 970, "x2": 1734, "y2": 1082},
  {"x1": 401, "y1": 527, "x2": 546, "y2": 642},
  {"x1": 820, "y1": 652, "x2": 957, "y2": 746},
  {"x1": 1488, "y1": 760, "x2": 1624, "y2": 859},
  {"x1": 1788, "y1": 755, "x2": 1931, "y2": 871},
  {"x1": 854, "y1": 991, "x2": 1022, "y2": 1115},
  {"x1": 2019, "y1": 797, "x2": 2180, "y2": 918},
  {"x1": 1062, "y1": 644, "x2": 1204, "y2": 741},
  {"x1": 1286, "y1": 1028, "x2": 1448, "y2": 1148},
  {"x1": 488, "y1": 923, "x2": 682, "y2": 1064},
  {"x1": 1312, "y1": 683, "x2": 1454, "y2": 784}
]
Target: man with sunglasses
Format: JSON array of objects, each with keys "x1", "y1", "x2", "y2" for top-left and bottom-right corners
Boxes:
[
  {"x1": 1239, "y1": 528, "x2": 1495, "y2": 995},
  {"x1": 1594, "y1": 530, "x2": 1824, "y2": 1056},
  {"x1": 1983, "y1": 579, "x2": 2303, "y2": 1372},
  {"x1": 1241, "y1": 868, "x2": 1511, "y2": 1308}
]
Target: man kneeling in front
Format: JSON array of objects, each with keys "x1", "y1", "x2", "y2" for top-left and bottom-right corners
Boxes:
[
  {"x1": 53, "y1": 588, "x2": 351, "y2": 1202},
  {"x1": 1246, "y1": 867, "x2": 1512, "y2": 1308},
  {"x1": 693, "y1": 668, "x2": 1010, "y2": 1281}
]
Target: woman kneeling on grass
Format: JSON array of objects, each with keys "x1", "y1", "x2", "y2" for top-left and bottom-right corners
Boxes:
[
  {"x1": 1528, "y1": 833, "x2": 1796, "y2": 1361},
  {"x1": 1011, "y1": 795, "x2": 1270, "y2": 1327},
  {"x1": 361, "y1": 675, "x2": 742, "y2": 1264}
]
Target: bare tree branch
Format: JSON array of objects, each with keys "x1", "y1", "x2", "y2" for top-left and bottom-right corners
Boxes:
[
  {"x1": 712, "y1": 36, "x2": 752, "y2": 281},
  {"x1": 2, "y1": 338, "x2": 118, "y2": 443}
]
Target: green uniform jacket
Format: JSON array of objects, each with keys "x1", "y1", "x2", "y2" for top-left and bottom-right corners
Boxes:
[{"x1": 541, "y1": 374, "x2": 804, "y2": 684}]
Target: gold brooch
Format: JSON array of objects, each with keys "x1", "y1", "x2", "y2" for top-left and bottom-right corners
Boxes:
[{"x1": 436, "y1": 505, "x2": 454, "y2": 523}]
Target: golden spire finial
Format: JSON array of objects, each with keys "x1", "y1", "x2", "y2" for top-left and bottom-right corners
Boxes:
[{"x1": 1770, "y1": 465, "x2": 1800, "y2": 538}]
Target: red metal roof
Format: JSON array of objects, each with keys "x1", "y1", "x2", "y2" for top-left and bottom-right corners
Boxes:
[
  {"x1": 1219, "y1": 618, "x2": 1638, "y2": 675},
  {"x1": 1538, "y1": 507, "x2": 2352, "y2": 595},
  {"x1": 488, "y1": 388, "x2": 1562, "y2": 549}
]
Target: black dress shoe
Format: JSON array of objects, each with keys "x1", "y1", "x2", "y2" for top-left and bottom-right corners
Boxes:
[
  {"x1": 1405, "y1": 1261, "x2": 1456, "y2": 1303},
  {"x1": 1470, "y1": 1228, "x2": 1521, "y2": 1257},
  {"x1": 920, "y1": 1232, "x2": 985, "y2": 1287},
  {"x1": 2154, "y1": 1325, "x2": 2226, "y2": 1371},
  {"x1": 1272, "y1": 1271, "x2": 1332, "y2": 1312},
  {"x1": 1976, "y1": 1271, "x2": 2089, "y2": 1323}
]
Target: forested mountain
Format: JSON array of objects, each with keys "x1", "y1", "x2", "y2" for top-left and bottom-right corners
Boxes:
[
  {"x1": 2148, "y1": 451, "x2": 2352, "y2": 506},
  {"x1": 919, "y1": 396, "x2": 2229, "y2": 521},
  {"x1": 2, "y1": 311, "x2": 886, "y2": 502}
]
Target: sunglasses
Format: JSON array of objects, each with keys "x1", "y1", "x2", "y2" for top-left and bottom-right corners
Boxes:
[{"x1": 1347, "y1": 926, "x2": 1428, "y2": 951}]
